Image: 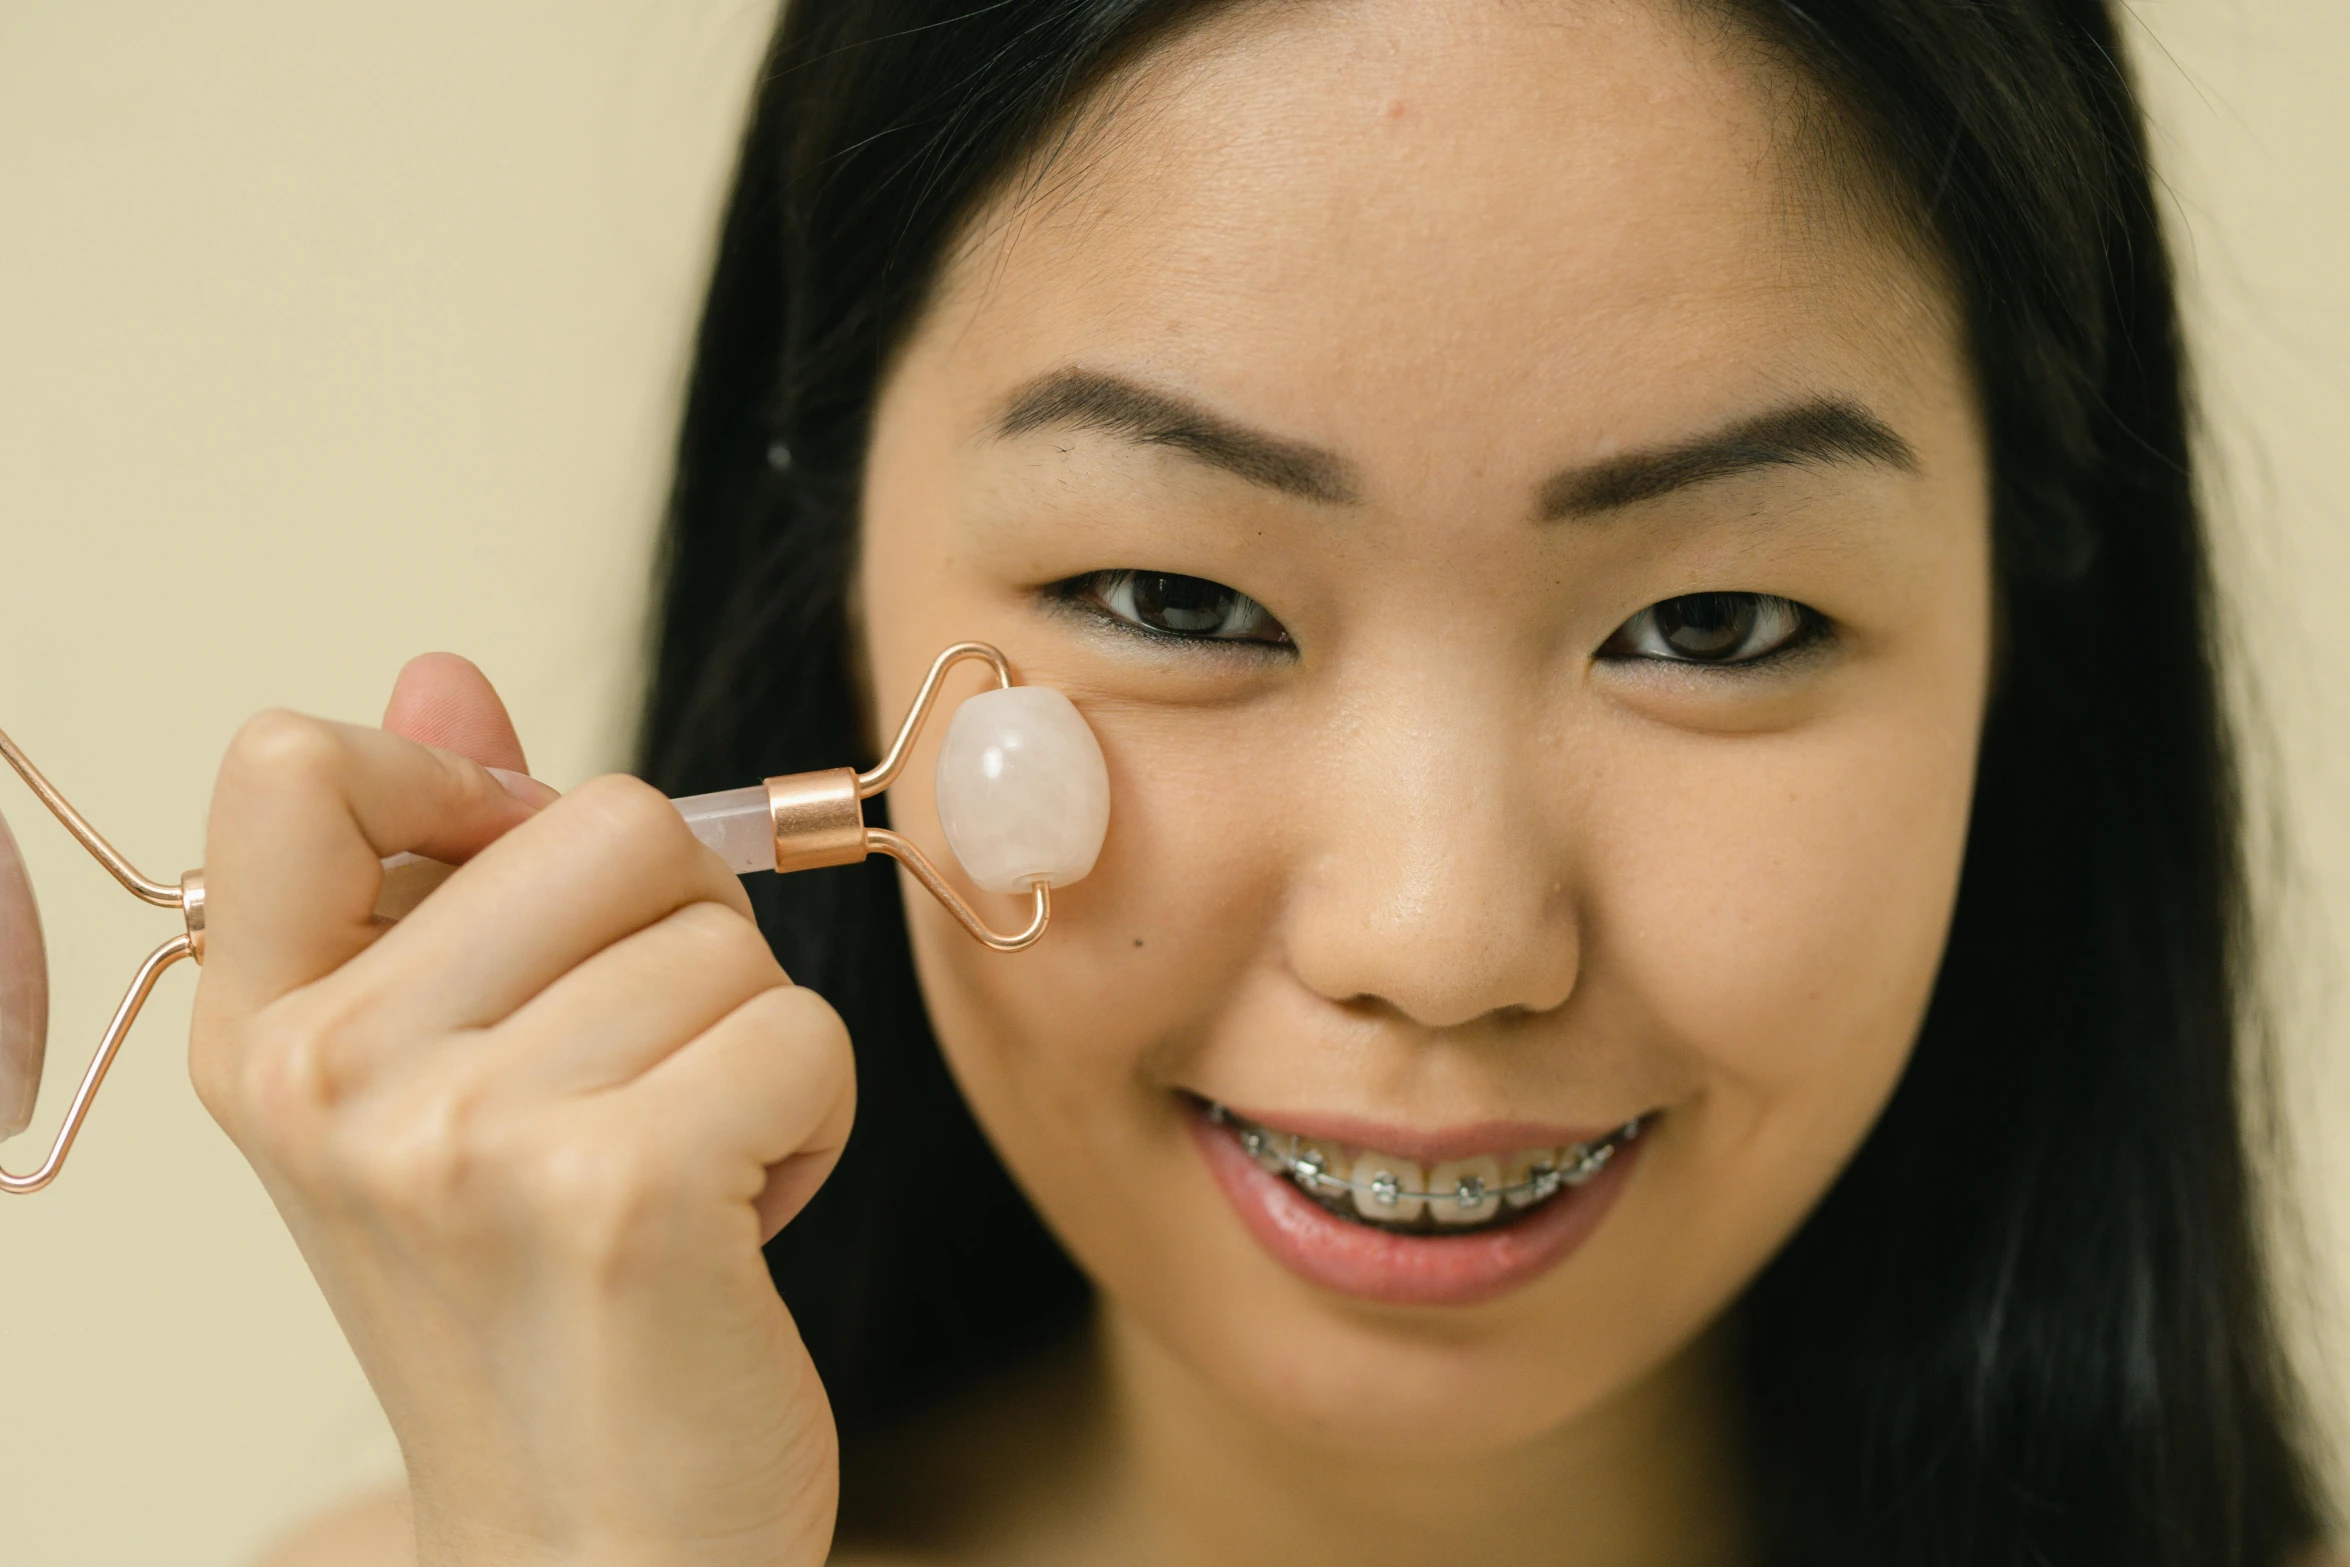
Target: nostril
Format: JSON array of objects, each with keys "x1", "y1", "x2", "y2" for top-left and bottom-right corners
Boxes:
[{"x1": 1294, "y1": 909, "x2": 1581, "y2": 1030}]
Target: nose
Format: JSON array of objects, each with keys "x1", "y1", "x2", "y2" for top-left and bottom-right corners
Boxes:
[{"x1": 1280, "y1": 670, "x2": 1581, "y2": 1029}]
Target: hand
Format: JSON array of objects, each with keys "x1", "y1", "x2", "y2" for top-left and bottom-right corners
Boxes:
[{"x1": 189, "y1": 654, "x2": 850, "y2": 1566}]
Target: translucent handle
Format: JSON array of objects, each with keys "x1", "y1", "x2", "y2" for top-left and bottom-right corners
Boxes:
[
  {"x1": 670, "y1": 785, "x2": 775, "y2": 874},
  {"x1": 371, "y1": 785, "x2": 776, "y2": 923}
]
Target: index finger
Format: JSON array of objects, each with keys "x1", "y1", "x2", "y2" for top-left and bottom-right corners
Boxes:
[{"x1": 199, "y1": 709, "x2": 543, "y2": 1009}]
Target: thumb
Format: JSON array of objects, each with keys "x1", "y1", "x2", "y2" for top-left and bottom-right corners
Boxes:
[{"x1": 381, "y1": 654, "x2": 558, "y2": 807}]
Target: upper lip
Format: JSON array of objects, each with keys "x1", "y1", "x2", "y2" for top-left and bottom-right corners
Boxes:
[{"x1": 1203, "y1": 1099, "x2": 1637, "y2": 1164}]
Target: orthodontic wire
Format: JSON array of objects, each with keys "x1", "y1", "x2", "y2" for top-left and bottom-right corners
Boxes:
[{"x1": 1207, "y1": 1103, "x2": 1650, "y2": 1211}]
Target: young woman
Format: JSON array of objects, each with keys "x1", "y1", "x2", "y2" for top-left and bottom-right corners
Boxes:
[{"x1": 224, "y1": 1, "x2": 2331, "y2": 1562}]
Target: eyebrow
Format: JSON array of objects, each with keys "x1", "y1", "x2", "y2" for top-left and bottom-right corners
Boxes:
[
  {"x1": 995, "y1": 369, "x2": 1361, "y2": 505},
  {"x1": 993, "y1": 369, "x2": 1914, "y2": 519},
  {"x1": 1538, "y1": 398, "x2": 1918, "y2": 520}
]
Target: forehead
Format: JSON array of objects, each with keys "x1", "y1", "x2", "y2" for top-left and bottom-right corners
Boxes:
[{"x1": 924, "y1": 0, "x2": 1957, "y2": 462}]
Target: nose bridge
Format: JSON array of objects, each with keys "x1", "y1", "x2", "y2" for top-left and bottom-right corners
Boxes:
[{"x1": 1286, "y1": 662, "x2": 1579, "y2": 1028}]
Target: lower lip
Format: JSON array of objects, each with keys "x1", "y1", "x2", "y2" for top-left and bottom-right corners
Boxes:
[{"x1": 1186, "y1": 1102, "x2": 1642, "y2": 1308}]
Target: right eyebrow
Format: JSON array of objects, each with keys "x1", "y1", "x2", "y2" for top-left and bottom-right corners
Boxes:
[
  {"x1": 1537, "y1": 398, "x2": 1918, "y2": 519},
  {"x1": 994, "y1": 368, "x2": 1362, "y2": 506}
]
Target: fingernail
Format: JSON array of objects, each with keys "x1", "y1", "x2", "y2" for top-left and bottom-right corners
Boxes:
[{"x1": 487, "y1": 766, "x2": 561, "y2": 810}]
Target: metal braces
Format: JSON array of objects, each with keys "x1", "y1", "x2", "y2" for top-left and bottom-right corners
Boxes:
[{"x1": 1207, "y1": 1102, "x2": 1648, "y2": 1213}]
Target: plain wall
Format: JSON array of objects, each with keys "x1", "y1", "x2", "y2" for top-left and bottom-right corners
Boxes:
[{"x1": 0, "y1": 3, "x2": 2340, "y2": 1559}]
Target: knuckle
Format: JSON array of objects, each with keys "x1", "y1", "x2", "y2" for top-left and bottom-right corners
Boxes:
[
  {"x1": 748, "y1": 986, "x2": 855, "y2": 1091},
  {"x1": 206, "y1": 1009, "x2": 344, "y2": 1169},
  {"x1": 515, "y1": 1133, "x2": 677, "y2": 1272},
  {"x1": 245, "y1": 987, "x2": 375, "y2": 1106},
  {"x1": 758, "y1": 988, "x2": 856, "y2": 1146},
  {"x1": 337, "y1": 1073, "x2": 496, "y2": 1218},
  {"x1": 784, "y1": 986, "x2": 852, "y2": 1057},
  {"x1": 767, "y1": 981, "x2": 846, "y2": 1042},
  {"x1": 556, "y1": 774, "x2": 752, "y2": 916},
  {"x1": 565, "y1": 773, "x2": 692, "y2": 849},
  {"x1": 236, "y1": 1023, "x2": 335, "y2": 1129},
  {"x1": 670, "y1": 898, "x2": 779, "y2": 973},
  {"x1": 222, "y1": 1005, "x2": 496, "y2": 1219},
  {"x1": 221, "y1": 708, "x2": 343, "y2": 790}
]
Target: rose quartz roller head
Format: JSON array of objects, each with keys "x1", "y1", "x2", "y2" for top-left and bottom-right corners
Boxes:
[{"x1": 0, "y1": 639, "x2": 1108, "y2": 1193}]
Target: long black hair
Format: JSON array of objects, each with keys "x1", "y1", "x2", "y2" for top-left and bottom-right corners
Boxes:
[{"x1": 638, "y1": 2, "x2": 2332, "y2": 1560}]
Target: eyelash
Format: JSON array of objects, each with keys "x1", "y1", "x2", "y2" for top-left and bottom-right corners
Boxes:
[
  {"x1": 1055, "y1": 570, "x2": 1293, "y2": 647},
  {"x1": 1053, "y1": 572, "x2": 1823, "y2": 669},
  {"x1": 1598, "y1": 592, "x2": 1827, "y2": 667}
]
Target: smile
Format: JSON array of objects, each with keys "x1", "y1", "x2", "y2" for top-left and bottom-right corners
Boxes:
[
  {"x1": 1204, "y1": 1101, "x2": 1650, "y2": 1235},
  {"x1": 1185, "y1": 1096, "x2": 1655, "y2": 1307}
]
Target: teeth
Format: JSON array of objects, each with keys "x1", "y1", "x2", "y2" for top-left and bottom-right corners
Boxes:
[
  {"x1": 1248, "y1": 1125, "x2": 1299, "y2": 1177},
  {"x1": 1299, "y1": 1138, "x2": 1351, "y2": 1197},
  {"x1": 1427, "y1": 1155, "x2": 1503, "y2": 1224},
  {"x1": 1561, "y1": 1140, "x2": 1615, "y2": 1185},
  {"x1": 1350, "y1": 1152, "x2": 1427, "y2": 1223},
  {"x1": 1211, "y1": 1102, "x2": 1648, "y2": 1225},
  {"x1": 1500, "y1": 1146, "x2": 1558, "y2": 1208},
  {"x1": 1280, "y1": 1136, "x2": 1346, "y2": 1196}
]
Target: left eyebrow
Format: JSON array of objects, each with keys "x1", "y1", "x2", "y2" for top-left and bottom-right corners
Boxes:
[{"x1": 1538, "y1": 398, "x2": 1918, "y2": 520}]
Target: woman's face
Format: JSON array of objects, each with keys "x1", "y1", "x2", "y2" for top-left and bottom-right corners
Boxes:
[{"x1": 856, "y1": 0, "x2": 1988, "y2": 1452}]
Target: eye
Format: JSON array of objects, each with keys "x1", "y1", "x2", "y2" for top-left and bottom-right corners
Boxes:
[
  {"x1": 1601, "y1": 592, "x2": 1822, "y2": 665},
  {"x1": 1069, "y1": 570, "x2": 1291, "y2": 646}
]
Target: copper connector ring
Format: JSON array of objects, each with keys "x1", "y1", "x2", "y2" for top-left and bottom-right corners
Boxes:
[{"x1": 766, "y1": 767, "x2": 867, "y2": 873}]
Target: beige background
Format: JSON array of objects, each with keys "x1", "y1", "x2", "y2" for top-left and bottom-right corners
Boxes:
[{"x1": 0, "y1": 2, "x2": 2340, "y2": 1559}]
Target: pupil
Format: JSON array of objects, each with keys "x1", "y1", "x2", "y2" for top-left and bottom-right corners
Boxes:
[
  {"x1": 1660, "y1": 593, "x2": 1750, "y2": 657},
  {"x1": 1133, "y1": 572, "x2": 1230, "y2": 633}
]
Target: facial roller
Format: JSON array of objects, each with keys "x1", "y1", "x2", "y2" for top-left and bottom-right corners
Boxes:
[{"x1": 0, "y1": 640, "x2": 1109, "y2": 1194}]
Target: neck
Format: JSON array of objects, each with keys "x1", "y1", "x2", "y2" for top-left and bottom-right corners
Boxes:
[{"x1": 1094, "y1": 1305, "x2": 1754, "y2": 1567}]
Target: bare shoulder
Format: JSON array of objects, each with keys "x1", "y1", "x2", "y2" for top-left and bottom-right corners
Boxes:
[
  {"x1": 251, "y1": 1486, "x2": 412, "y2": 1567},
  {"x1": 249, "y1": 1488, "x2": 936, "y2": 1567}
]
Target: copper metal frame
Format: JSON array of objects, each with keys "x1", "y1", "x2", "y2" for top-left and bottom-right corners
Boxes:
[
  {"x1": 0, "y1": 728, "x2": 202, "y2": 1195},
  {"x1": 0, "y1": 639, "x2": 1054, "y2": 1193},
  {"x1": 762, "y1": 641, "x2": 1052, "y2": 953}
]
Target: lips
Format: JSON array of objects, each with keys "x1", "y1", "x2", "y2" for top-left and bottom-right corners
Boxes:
[{"x1": 1186, "y1": 1096, "x2": 1648, "y2": 1307}]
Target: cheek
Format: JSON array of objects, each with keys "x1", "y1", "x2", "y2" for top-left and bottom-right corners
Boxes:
[
  {"x1": 1528, "y1": 693, "x2": 1981, "y2": 1383},
  {"x1": 1593, "y1": 701, "x2": 1976, "y2": 1087},
  {"x1": 1574, "y1": 691, "x2": 1979, "y2": 1273},
  {"x1": 895, "y1": 696, "x2": 1292, "y2": 1215},
  {"x1": 1590, "y1": 721, "x2": 1972, "y2": 1091}
]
